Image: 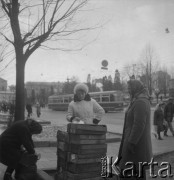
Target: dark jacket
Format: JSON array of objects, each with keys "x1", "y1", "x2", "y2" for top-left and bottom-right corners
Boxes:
[
  {"x1": 0, "y1": 120, "x2": 35, "y2": 168},
  {"x1": 118, "y1": 85, "x2": 152, "y2": 171},
  {"x1": 26, "y1": 104, "x2": 32, "y2": 113},
  {"x1": 164, "y1": 102, "x2": 174, "y2": 122},
  {"x1": 153, "y1": 108, "x2": 164, "y2": 126}
]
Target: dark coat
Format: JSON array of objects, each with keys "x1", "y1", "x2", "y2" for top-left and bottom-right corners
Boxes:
[
  {"x1": 164, "y1": 102, "x2": 174, "y2": 122},
  {"x1": 153, "y1": 108, "x2": 164, "y2": 131},
  {"x1": 0, "y1": 120, "x2": 35, "y2": 168},
  {"x1": 118, "y1": 92, "x2": 152, "y2": 171}
]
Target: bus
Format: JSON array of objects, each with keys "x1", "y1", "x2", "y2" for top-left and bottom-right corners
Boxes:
[{"x1": 48, "y1": 90, "x2": 124, "y2": 112}]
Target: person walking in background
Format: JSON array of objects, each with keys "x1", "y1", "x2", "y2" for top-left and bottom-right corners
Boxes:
[
  {"x1": 26, "y1": 103, "x2": 32, "y2": 118},
  {"x1": 36, "y1": 102, "x2": 41, "y2": 118},
  {"x1": 163, "y1": 97, "x2": 174, "y2": 137},
  {"x1": 117, "y1": 79, "x2": 152, "y2": 180},
  {"x1": 0, "y1": 119, "x2": 42, "y2": 180},
  {"x1": 66, "y1": 83, "x2": 105, "y2": 124},
  {"x1": 153, "y1": 102, "x2": 165, "y2": 140}
]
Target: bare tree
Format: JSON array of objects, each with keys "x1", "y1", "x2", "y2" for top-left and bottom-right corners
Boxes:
[
  {"x1": 139, "y1": 44, "x2": 159, "y2": 95},
  {"x1": 123, "y1": 62, "x2": 142, "y2": 80},
  {"x1": 0, "y1": 0, "x2": 93, "y2": 121}
]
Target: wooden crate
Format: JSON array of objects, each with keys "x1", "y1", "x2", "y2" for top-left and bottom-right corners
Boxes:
[{"x1": 56, "y1": 124, "x2": 107, "y2": 180}]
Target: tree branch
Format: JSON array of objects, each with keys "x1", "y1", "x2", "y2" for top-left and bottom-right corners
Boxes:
[{"x1": 0, "y1": 32, "x2": 14, "y2": 45}]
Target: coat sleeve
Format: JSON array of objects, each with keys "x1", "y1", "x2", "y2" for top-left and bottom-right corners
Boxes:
[
  {"x1": 19, "y1": 128, "x2": 35, "y2": 154},
  {"x1": 128, "y1": 100, "x2": 148, "y2": 145},
  {"x1": 153, "y1": 110, "x2": 158, "y2": 125},
  {"x1": 163, "y1": 105, "x2": 167, "y2": 120},
  {"x1": 92, "y1": 99, "x2": 105, "y2": 121},
  {"x1": 66, "y1": 102, "x2": 75, "y2": 122}
]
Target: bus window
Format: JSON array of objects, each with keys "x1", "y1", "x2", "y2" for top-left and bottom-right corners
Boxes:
[
  {"x1": 92, "y1": 95, "x2": 100, "y2": 102},
  {"x1": 110, "y1": 94, "x2": 115, "y2": 102},
  {"x1": 102, "y1": 96, "x2": 109, "y2": 102},
  {"x1": 56, "y1": 98, "x2": 63, "y2": 103},
  {"x1": 64, "y1": 97, "x2": 69, "y2": 103}
]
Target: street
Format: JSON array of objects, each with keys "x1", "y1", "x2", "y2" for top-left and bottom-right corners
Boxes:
[{"x1": 33, "y1": 107, "x2": 155, "y2": 128}]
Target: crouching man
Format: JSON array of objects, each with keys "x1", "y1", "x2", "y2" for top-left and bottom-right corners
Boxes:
[{"x1": 0, "y1": 119, "x2": 42, "y2": 180}]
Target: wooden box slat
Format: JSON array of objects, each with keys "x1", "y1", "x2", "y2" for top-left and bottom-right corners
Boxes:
[
  {"x1": 66, "y1": 170, "x2": 101, "y2": 180},
  {"x1": 67, "y1": 124, "x2": 107, "y2": 134},
  {"x1": 68, "y1": 162, "x2": 102, "y2": 173}
]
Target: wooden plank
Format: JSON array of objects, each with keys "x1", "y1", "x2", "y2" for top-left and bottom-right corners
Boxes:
[
  {"x1": 68, "y1": 152, "x2": 106, "y2": 161},
  {"x1": 70, "y1": 134, "x2": 106, "y2": 140},
  {"x1": 67, "y1": 124, "x2": 107, "y2": 134},
  {"x1": 57, "y1": 141, "x2": 68, "y2": 151},
  {"x1": 57, "y1": 130, "x2": 69, "y2": 142},
  {"x1": 69, "y1": 139, "x2": 106, "y2": 145},
  {"x1": 58, "y1": 150, "x2": 106, "y2": 163},
  {"x1": 83, "y1": 177, "x2": 103, "y2": 180},
  {"x1": 70, "y1": 143, "x2": 107, "y2": 150},
  {"x1": 69, "y1": 157, "x2": 101, "y2": 164},
  {"x1": 57, "y1": 131, "x2": 106, "y2": 144},
  {"x1": 66, "y1": 171, "x2": 101, "y2": 180},
  {"x1": 57, "y1": 142, "x2": 107, "y2": 153},
  {"x1": 57, "y1": 133, "x2": 106, "y2": 144},
  {"x1": 67, "y1": 163, "x2": 102, "y2": 174},
  {"x1": 68, "y1": 129, "x2": 107, "y2": 135}
]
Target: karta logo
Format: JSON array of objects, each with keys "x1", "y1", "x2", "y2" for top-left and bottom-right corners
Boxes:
[
  {"x1": 112, "y1": 156, "x2": 122, "y2": 175},
  {"x1": 101, "y1": 157, "x2": 174, "y2": 178},
  {"x1": 101, "y1": 156, "x2": 122, "y2": 177}
]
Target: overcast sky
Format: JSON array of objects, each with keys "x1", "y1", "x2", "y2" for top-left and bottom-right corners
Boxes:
[{"x1": 1, "y1": 0, "x2": 174, "y2": 86}]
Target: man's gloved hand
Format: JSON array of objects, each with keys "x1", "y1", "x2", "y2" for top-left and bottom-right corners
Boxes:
[
  {"x1": 127, "y1": 142, "x2": 135, "y2": 154},
  {"x1": 93, "y1": 118, "x2": 100, "y2": 125}
]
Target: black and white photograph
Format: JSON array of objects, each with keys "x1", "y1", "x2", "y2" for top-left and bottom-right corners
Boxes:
[{"x1": 0, "y1": 0, "x2": 174, "y2": 179}]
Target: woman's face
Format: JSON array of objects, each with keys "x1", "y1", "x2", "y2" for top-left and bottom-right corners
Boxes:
[{"x1": 76, "y1": 90, "x2": 86, "y2": 101}]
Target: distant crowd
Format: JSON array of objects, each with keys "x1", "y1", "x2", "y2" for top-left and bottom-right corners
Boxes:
[{"x1": 0, "y1": 101, "x2": 15, "y2": 115}]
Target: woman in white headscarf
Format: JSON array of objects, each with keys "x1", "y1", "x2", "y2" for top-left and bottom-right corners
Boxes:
[{"x1": 66, "y1": 83, "x2": 105, "y2": 124}]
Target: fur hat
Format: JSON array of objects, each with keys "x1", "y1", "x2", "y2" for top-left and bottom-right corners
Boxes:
[{"x1": 74, "y1": 83, "x2": 89, "y2": 94}]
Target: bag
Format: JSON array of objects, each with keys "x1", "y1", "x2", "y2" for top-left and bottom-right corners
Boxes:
[{"x1": 15, "y1": 153, "x2": 39, "y2": 180}]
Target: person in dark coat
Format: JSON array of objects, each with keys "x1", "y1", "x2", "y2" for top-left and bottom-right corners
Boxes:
[
  {"x1": 0, "y1": 119, "x2": 42, "y2": 180},
  {"x1": 26, "y1": 103, "x2": 32, "y2": 118},
  {"x1": 153, "y1": 102, "x2": 165, "y2": 140},
  {"x1": 36, "y1": 102, "x2": 41, "y2": 118},
  {"x1": 117, "y1": 79, "x2": 152, "y2": 180},
  {"x1": 163, "y1": 97, "x2": 174, "y2": 137}
]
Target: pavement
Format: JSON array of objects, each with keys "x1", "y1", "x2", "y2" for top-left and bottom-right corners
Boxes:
[
  {"x1": 35, "y1": 123, "x2": 174, "y2": 171},
  {"x1": 0, "y1": 115, "x2": 174, "y2": 179}
]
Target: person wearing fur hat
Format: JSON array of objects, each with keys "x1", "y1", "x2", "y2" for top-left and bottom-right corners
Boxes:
[
  {"x1": 66, "y1": 83, "x2": 105, "y2": 124},
  {"x1": 0, "y1": 119, "x2": 42, "y2": 180}
]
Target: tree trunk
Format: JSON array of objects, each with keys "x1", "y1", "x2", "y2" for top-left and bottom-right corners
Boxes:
[{"x1": 14, "y1": 54, "x2": 26, "y2": 121}]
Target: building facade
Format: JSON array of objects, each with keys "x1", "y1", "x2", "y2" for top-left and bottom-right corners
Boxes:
[{"x1": 0, "y1": 78, "x2": 7, "y2": 91}]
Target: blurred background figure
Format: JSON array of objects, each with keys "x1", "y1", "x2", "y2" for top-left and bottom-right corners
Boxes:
[
  {"x1": 26, "y1": 103, "x2": 32, "y2": 118},
  {"x1": 163, "y1": 97, "x2": 174, "y2": 137},
  {"x1": 36, "y1": 102, "x2": 41, "y2": 118},
  {"x1": 153, "y1": 102, "x2": 165, "y2": 140}
]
